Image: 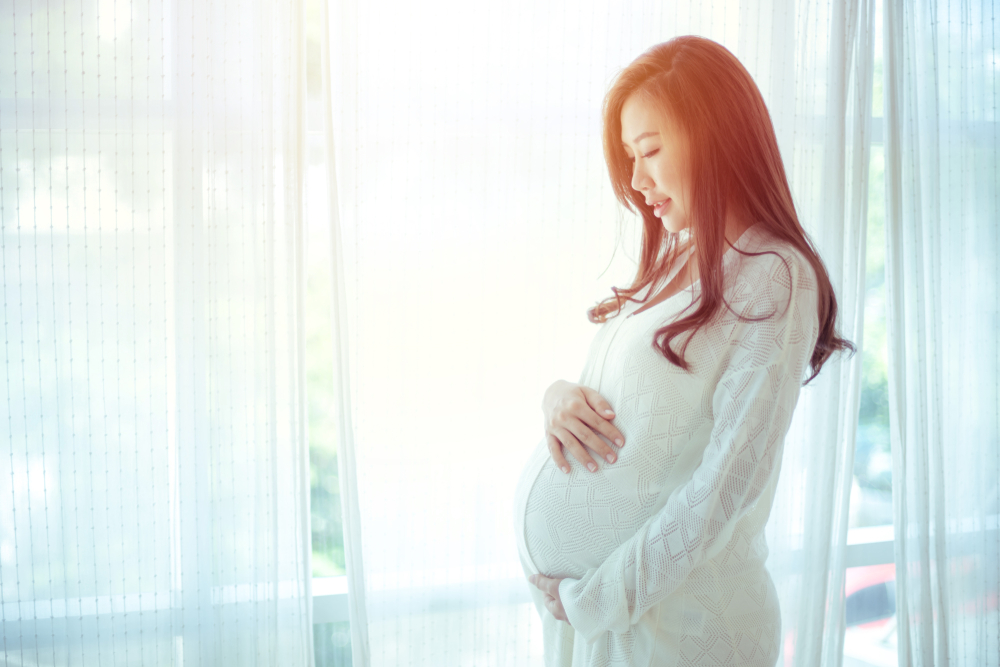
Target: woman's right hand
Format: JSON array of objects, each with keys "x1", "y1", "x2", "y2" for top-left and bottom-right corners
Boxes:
[{"x1": 542, "y1": 380, "x2": 625, "y2": 474}]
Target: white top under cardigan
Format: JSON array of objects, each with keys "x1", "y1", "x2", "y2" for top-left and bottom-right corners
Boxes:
[{"x1": 513, "y1": 224, "x2": 820, "y2": 667}]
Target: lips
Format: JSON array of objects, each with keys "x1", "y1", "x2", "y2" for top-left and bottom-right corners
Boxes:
[{"x1": 650, "y1": 199, "x2": 670, "y2": 218}]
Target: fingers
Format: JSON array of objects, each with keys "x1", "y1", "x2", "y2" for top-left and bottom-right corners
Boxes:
[
  {"x1": 544, "y1": 596, "x2": 568, "y2": 622},
  {"x1": 581, "y1": 386, "x2": 616, "y2": 419},
  {"x1": 551, "y1": 426, "x2": 600, "y2": 473},
  {"x1": 588, "y1": 410, "x2": 626, "y2": 451},
  {"x1": 529, "y1": 574, "x2": 558, "y2": 597},
  {"x1": 546, "y1": 434, "x2": 571, "y2": 475},
  {"x1": 552, "y1": 412, "x2": 621, "y2": 469},
  {"x1": 544, "y1": 384, "x2": 626, "y2": 474},
  {"x1": 580, "y1": 387, "x2": 627, "y2": 449},
  {"x1": 529, "y1": 574, "x2": 569, "y2": 623},
  {"x1": 573, "y1": 418, "x2": 621, "y2": 465}
]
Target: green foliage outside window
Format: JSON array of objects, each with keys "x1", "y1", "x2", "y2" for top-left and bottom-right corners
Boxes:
[
  {"x1": 854, "y1": 145, "x2": 893, "y2": 524},
  {"x1": 307, "y1": 258, "x2": 347, "y2": 577}
]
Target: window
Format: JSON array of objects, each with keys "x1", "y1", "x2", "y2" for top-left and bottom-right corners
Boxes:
[
  {"x1": 303, "y1": 1, "x2": 351, "y2": 663},
  {"x1": 843, "y1": 4, "x2": 898, "y2": 664}
]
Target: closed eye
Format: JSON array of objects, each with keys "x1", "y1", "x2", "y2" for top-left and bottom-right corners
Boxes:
[{"x1": 627, "y1": 148, "x2": 660, "y2": 163}]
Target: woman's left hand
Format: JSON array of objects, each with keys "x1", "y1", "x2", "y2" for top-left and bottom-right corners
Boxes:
[{"x1": 529, "y1": 574, "x2": 570, "y2": 624}]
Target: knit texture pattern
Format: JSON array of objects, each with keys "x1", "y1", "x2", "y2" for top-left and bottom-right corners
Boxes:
[{"x1": 514, "y1": 226, "x2": 820, "y2": 667}]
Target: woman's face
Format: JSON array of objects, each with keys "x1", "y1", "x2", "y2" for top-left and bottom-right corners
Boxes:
[{"x1": 620, "y1": 93, "x2": 692, "y2": 234}]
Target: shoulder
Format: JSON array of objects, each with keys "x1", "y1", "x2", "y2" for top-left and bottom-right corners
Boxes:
[
  {"x1": 721, "y1": 226, "x2": 820, "y2": 323},
  {"x1": 706, "y1": 227, "x2": 821, "y2": 381}
]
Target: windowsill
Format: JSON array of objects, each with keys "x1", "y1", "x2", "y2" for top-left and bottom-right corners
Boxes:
[
  {"x1": 848, "y1": 524, "x2": 894, "y2": 544},
  {"x1": 847, "y1": 524, "x2": 895, "y2": 568},
  {"x1": 313, "y1": 576, "x2": 350, "y2": 623}
]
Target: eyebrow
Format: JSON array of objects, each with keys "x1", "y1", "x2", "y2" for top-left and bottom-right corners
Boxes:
[{"x1": 622, "y1": 131, "x2": 659, "y2": 146}]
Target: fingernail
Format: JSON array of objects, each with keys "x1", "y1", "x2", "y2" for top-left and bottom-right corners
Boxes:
[
  {"x1": 604, "y1": 409, "x2": 614, "y2": 415},
  {"x1": 587, "y1": 462, "x2": 597, "y2": 472},
  {"x1": 561, "y1": 466, "x2": 570, "y2": 474},
  {"x1": 606, "y1": 453, "x2": 615, "y2": 463},
  {"x1": 615, "y1": 438, "x2": 624, "y2": 447}
]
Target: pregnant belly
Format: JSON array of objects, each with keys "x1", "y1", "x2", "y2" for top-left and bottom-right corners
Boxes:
[{"x1": 516, "y1": 441, "x2": 662, "y2": 579}]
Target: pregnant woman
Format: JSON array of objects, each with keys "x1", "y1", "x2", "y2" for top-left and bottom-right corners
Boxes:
[{"x1": 513, "y1": 37, "x2": 853, "y2": 667}]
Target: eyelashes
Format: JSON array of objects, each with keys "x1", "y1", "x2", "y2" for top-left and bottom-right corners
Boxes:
[{"x1": 627, "y1": 148, "x2": 661, "y2": 163}]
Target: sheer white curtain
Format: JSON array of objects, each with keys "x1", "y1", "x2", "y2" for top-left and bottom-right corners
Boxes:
[
  {"x1": 883, "y1": 0, "x2": 1000, "y2": 664},
  {"x1": 1, "y1": 1, "x2": 313, "y2": 664},
  {"x1": 326, "y1": 1, "x2": 871, "y2": 665},
  {"x1": 764, "y1": 1, "x2": 875, "y2": 664}
]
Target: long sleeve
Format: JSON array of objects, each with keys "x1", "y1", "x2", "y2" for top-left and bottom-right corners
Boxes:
[{"x1": 558, "y1": 250, "x2": 820, "y2": 643}]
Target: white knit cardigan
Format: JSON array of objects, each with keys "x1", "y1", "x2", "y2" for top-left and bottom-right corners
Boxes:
[{"x1": 513, "y1": 224, "x2": 820, "y2": 667}]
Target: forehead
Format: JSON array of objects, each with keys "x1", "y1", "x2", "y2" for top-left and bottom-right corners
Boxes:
[
  {"x1": 620, "y1": 93, "x2": 678, "y2": 144},
  {"x1": 620, "y1": 94, "x2": 661, "y2": 141}
]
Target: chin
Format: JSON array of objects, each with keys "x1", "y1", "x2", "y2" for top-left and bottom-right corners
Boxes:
[{"x1": 659, "y1": 217, "x2": 688, "y2": 235}]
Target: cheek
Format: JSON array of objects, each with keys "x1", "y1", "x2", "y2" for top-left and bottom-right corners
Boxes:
[{"x1": 659, "y1": 165, "x2": 682, "y2": 193}]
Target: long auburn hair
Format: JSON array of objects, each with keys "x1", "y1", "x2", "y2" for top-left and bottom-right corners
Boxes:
[{"x1": 588, "y1": 36, "x2": 853, "y2": 383}]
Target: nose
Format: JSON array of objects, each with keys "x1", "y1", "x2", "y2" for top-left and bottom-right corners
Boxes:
[{"x1": 630, "y1": 159, "x2": 650, "y2": 192}]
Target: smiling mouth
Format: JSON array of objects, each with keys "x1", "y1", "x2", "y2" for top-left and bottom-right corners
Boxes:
[{"x1": 651, "y1": 199, "x2": 670, "y2": 216}]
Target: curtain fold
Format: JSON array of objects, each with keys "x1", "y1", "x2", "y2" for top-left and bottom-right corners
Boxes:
[
  {"x1": 764, "y1": 1, "x2": 875, "y2": 664},
  {"x1": 883, "y1": 0, "x2": 1000, "y2": 664},
  {"x1": 319, "y1": 0, "x2": 371, "y2": 664},
  {"x1": 326, "y1": 1, "x2": 872, "y2": 665},
  {"x1": 0, "y1": 1, "x2": 314, "y2": 664}
]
